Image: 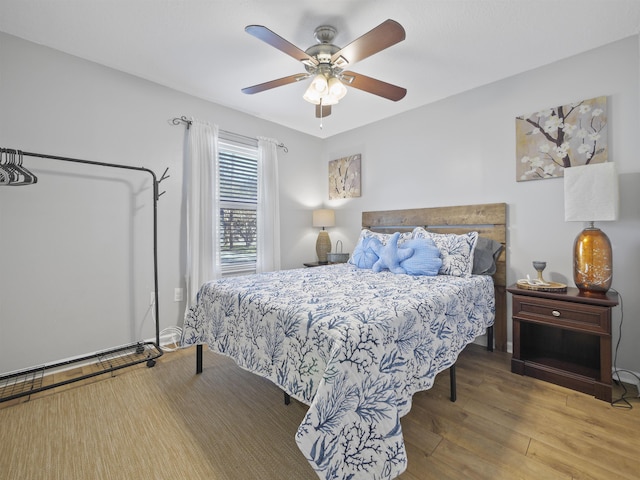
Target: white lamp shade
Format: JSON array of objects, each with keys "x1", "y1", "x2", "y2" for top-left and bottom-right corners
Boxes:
[
  {"x1": 320, "y1": 94, "x2": 339, "y2": 106},
  {"x1": 303, "y1": 75, "x2": 346, "y2": 106},
  {"x1": 303, "y1": 84, "x2": 322, "y2": 104},
  {"x1": 312, "y1": 209, "x2": 335, "y2": 228},
  {"x1": 564, "y1": 162, "x2": 619, "y2": 222}
]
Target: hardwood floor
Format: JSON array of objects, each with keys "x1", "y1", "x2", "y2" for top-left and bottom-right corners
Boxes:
[
  {"x1": 399, "y1": 345, "x2": 640, "y2": 479},
  {"x1": 1, "y1": 344, "x2": 638, "y2": 479}
]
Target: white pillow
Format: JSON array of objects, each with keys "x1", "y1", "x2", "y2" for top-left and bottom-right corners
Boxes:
[
  {"x1": 412, "y1": 227, "x2": 478, "y2": 277},
  {"x1": 358, "y1": 228, "x2": 412, "y2": 245}
]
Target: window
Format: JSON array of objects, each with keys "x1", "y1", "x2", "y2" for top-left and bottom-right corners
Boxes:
[{"x1": 218, "y1": 133, "x2": 259, "y2": 275}]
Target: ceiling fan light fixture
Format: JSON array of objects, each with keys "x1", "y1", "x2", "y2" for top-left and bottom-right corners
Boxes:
[
  {"x1": 310, "y1": 73, "x2": 328, "y2": 93},
  {"x1": 321, "y1": 94, "x2": 339, "y2": 106},
  {"x1": 304, "y1": 73, "x2": 346, "y2": 106},
  {"x1": 303, "y1": 84, "x2": 322, "y2": 104},
  {"x1": 304, "y1": 73, "x2": 341, "y2": 105},
  {"x1": 327, "y1": 76, "x2": 347, "y2": 100}
]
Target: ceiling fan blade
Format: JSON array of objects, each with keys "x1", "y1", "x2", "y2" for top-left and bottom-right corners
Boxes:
[
  {"x1": 245, "y1": 25, "x2": 318, "y2": 66},
  {"x1": 342, "y1": 71, "x2": 406, "y2": 101},
  {"x1": 242, "y1": 74, "x2": 309, "y2": 94},
  {"x1": 315, "y1": 104, "x2": 332, "y2": 118},
  {"x1": 331, "y1": 19, "x2": 405, "y2": 67}
]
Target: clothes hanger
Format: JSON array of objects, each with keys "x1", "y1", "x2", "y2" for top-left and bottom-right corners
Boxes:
[
  {"x1": 0, "y1": 150, "x2": 11, "y2": 184},
  {"x1": 0, "y1": 148, "x2": 37, "y2": 185},
  {"x1": 5, "y1": 149, "x2": 26, "y2": 184},
  {"x1": 15, "y1": 150, "x2": 37, "y2": 184}
]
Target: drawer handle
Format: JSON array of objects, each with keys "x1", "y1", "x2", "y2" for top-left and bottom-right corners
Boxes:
[{"x1": 551, "y1": 310, "x2": 561, "y2": 317}]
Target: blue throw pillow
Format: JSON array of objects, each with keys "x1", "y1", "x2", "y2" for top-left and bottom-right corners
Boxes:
[
  {"x1": 351, "y1": 236, "x2": 381, "y2": 269},
  {"x1": 372, "y1": 232, "x2": 414, "y2": 274},
  {"x1": 399, "y1": 238, "x2": 443, "y2": 276}
]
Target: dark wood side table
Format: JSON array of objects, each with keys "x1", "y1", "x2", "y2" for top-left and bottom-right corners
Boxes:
[{"x1": 507, "y1": 285, "x2": 618, "y2": 402}]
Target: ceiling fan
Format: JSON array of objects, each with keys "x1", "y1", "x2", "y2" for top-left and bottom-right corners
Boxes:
[{"x1": 241, "y1": 19, "x2": 407, "y2": 119}]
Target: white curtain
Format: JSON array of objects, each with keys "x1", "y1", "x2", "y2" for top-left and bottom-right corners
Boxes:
[
  {"x1": 185, "y1": 120, "x2": 220, "y2": 308},
  {"x1": 256, "y1": 137, "x2": 281, "y2": 272}
]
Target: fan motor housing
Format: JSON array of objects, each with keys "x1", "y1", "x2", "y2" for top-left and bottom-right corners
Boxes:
[
  {"x1": 304, "y1": 25, "x2": 341, "y2": 72},
  {"x1": 305, "y1": 43, "x2": 339, "y2": 60}
]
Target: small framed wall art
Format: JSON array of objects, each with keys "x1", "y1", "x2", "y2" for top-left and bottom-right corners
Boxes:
[
  {"x1": 329, "y1": 153, "x2": 361, "y2": 199},
  {"x1": 515, "y1": 96, "x2": 608, "y2": 182}
]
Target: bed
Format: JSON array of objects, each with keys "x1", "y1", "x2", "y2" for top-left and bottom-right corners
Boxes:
[{"x1": 181, "y1": 203, "x2": 507, "y2": 479}]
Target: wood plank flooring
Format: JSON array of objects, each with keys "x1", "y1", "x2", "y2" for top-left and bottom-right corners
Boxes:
[
  {"x1": 398, "y1": 345, "x2": 640, "y2": 479},
  {"x1": 1, "y1": 343, "x2": 638, "y2": 479}
]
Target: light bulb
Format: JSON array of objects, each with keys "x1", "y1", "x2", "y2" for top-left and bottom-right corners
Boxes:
[
  {"x1": 310, "y1": 74, "x2": 328, "y2": 94},
  {"x1": 328, "y1": 76, "x2": 347, "y2": 100}
]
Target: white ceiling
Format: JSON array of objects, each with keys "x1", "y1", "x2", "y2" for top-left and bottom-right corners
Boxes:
[{"x1": 1, "y1": 1, "x2": 639, "y2": 139}]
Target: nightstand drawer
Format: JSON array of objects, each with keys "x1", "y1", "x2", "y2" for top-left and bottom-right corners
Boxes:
[{"x1": 512, "y1": 295, "x2": 610, "y2": 334}]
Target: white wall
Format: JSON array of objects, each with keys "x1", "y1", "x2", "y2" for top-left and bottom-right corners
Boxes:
[
  {"x1": 0, "y1": 32, "x2": 323, "y2": 372},
  {"x1": 323, "y1": 36, "x2": 640, "y2": 376},
  {"x1": 1, "y1": 32, "x2": 638, "y2": 380}
]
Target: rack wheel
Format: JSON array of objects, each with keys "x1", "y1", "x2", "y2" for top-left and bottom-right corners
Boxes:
[
  {"x1": 147, "y1": 359, "x2": 156, "y2": 368},
  {"x1": 136, "y1": 344, "x2": 145, "y2": 354}
]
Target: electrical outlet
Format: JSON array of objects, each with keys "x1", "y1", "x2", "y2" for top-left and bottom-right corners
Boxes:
[
  {"x1": 149, "y1": 291, "x2": 156, "y2": 306},
  {"x1": 174, "y1": 288, "x2": 184, "y2": 302}
]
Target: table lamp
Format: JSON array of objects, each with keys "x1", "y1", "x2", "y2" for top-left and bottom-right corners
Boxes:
[
  {"x1": 564, "y1": 162, "x2": 619, "y2": 293},
  {"x1": 312, "y1": 209, "x2": 335, "y2": 264}
]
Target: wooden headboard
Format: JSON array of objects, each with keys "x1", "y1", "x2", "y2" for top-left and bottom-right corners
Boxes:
[{"x1": 362, "y1": 203, "x2": 507, "y2": 352}]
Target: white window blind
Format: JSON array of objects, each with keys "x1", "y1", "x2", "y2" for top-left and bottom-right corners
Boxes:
[{"x1": 218, "y1": 133, "x2": 258, "y2": 275}]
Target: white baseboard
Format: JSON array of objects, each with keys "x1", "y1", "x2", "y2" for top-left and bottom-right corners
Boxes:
[
  {"x1": 145, "y1": 327, "x2": 183, "y2": 351},
  {"x1": 159, "y1": 332, "x2": 181, "y2": 345}
]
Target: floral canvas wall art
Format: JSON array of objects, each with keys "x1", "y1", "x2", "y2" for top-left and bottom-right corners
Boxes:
[
  {"x1": 515, "y1": 96, "x2": 608, "y2": 181},
  {"x1": 329, "y1": 154, "x2": 361, "y2": 199}
]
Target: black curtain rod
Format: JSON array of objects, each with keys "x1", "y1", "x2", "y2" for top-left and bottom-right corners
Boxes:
[
  {"x1": 171, "y1": 116, "x2": 288, "y2": 153},
  {"x1": 2, "y1": 147, "x2": 167, "y2": 347}
]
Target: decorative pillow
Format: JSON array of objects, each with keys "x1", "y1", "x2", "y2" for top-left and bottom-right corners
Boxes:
[
  {"x1": 472, "y1": 236, "x2": 503, "y2": 275},
  {"x1": 350, "y1": 236, "x2": 381, "y2": 269},
  {"x1": 399, "y1": 237, "x2": 443, "y2": 276},
  {"x1": 371, "y1": 232, "x2": 414, "y2": 274},
  {"x1": 412, "y1": 227, "x2": 478, "y2": 277},
  {"x1": 349, "y1": 229, "x2": 412, "y2": 266}
]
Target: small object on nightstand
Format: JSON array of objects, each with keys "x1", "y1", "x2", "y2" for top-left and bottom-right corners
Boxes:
[
  {"x1": 326, "y1": 240, "x2": 350, "y2": 263},
  {"x1": 516, "y1": 261, "x2": 567, "y2": 292},
  {"x1": 516, "y1": 279, "x2": 567, "y2": 292},
  {"x1": 532, "y1": 261, "x2": 546, "y2": 282}
]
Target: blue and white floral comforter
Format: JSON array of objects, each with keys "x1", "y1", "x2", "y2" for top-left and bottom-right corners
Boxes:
[{"x1": 181, "y1": 263, "x2": 495, "y2": 479}]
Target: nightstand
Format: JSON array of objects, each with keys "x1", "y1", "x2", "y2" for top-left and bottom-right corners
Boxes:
[{"x1": 507, "y1": 285, "x2": 618, "y2": 402}]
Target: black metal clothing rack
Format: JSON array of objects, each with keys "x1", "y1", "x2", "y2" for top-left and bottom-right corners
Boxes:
[{"x1": 0, "y1": 148, "x2": 168, "y2": 403}]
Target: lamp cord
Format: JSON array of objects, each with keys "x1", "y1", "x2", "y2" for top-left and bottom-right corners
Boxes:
[{"x1": 610, "y1": 289, "x2": 638, "y2": 409}]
